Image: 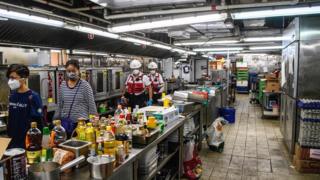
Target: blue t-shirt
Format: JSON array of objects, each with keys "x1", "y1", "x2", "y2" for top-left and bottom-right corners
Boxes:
[{"x1": 7, "y1": 90, "x2": 43, "y2": 149}]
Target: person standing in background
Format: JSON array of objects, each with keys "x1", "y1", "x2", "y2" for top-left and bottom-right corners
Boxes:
[
  {"x1": 6, "y1": 64, "x2": 43, "y2": 148},
  {"x1": 147, "y1": 62, "x2": 164, "y2": 103},
  {"x1": 123, "y1": 60, "x2": 153, "y2": 109},
  {"x1": 54, "y1": 60, "x2": 97, "y2": 137}
]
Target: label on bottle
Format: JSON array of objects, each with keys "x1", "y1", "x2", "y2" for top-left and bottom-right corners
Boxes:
[
  {"x1": 79, "y1": 132, "x2": 86, "y2": 141},
  {"x1": 26, "y1": 150, "x2": 41, "y2": 164}
]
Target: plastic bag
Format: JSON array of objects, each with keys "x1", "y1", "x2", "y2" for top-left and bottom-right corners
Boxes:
[
  {"x1": 184, "y1": 140, "x2": 195, "y2": 162},
  {"x1": 206, "y1": 117, "x2": 228, "y2": 146}
]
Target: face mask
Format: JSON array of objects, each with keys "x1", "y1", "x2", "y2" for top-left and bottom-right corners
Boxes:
[
  {"x1": 67, "y1": 72, "x2": 78, "y2": 80},
  {"x1": 150, "y1": 70, "x2": 156, "y2": 75},
  {"x1": 132, "y1": 69, "x2": 140, "y2": 76},
  {"x1": 8, "y1": 79, "x2": 21, "y2": 90}
]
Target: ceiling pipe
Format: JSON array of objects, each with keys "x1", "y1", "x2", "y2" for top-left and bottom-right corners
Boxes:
[
  {"x1": 104, "y1": 0, "x2": 299, "y2": 20},
  {"x1": 104, "y1": 6, "x2": 212, "y2": 20},
  {"x1": 33, "y1": 0, "x2": 111, "y2": 24},
  {"x1": 52, "y1": 0, "x2": 73, "y2": 6},
  {"x1": 215, "y1": 0, "x2": 299, "y2": 10},
  {"x1": 73, "y1": 6, "x2": 105, "y2": 11}
]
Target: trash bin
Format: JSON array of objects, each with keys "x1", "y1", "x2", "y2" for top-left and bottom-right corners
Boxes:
[{"x1": 219, "y1": 107, "x2": 236, "y2": 124}]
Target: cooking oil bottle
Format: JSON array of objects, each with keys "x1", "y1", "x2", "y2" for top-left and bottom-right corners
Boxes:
[
  {"x1": 104, "y1": 125, "x2": 116, "y2": 157},
  {"x1": 76, "y1": 120, "x2": 86, "y2": 141},
  {"x1": 25, "y1": 122, "x2": 42, "y2": 164},
  {"x1": 86, "y1": 123, "x2": 96, "y2": 156}
]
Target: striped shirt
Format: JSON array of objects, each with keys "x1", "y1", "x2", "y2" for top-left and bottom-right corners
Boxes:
[{"x1": 54, "y1": 79, "x2": 97, "y2": 122}]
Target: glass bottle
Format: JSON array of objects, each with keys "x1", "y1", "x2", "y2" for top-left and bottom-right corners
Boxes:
[
  {"x1": 50, "y1": 120, "x2": 66, "y2": 147},
  {"x1": 25, "y1": 122, "x2": 42, "y2": 164}
]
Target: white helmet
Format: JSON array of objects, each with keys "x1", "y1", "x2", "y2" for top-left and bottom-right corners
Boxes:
[
  {"x1": 130, "y1": 60, "x2": 142, "y2": 69},
  {"x1": 148, "y1": 62, "x2": 158, "y2": 69}
]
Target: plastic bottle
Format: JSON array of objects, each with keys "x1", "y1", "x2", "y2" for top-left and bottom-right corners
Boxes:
[
  {"x1": 86, "y1": 123, "x2": 96, "y2": 156},
  {"x1": 126, "y1": 107, "x2": 132, "y2": 123},
  {"x1": 50, "y1": 120, "x2": 67, "y2": 147},
  {"x1": 132, "y1": 105, "x2": 139, "y2": 123},
  {"x1": 114, "y1": 104, "x2": 124, "y2": 122},
  {"x1": 41, "y1": 127, "x2": 52, "y2": 162},
  {"x1": 25, "y1": 122, "x2": 42, "y2": 164},
  {"x1": 104, "y1": 126, "x2": 116, "y2": 157},
  {"x1": 76, "y1": 120, "x2": 86, "y2": 141}
]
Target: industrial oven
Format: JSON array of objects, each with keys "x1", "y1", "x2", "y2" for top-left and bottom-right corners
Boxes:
[
  {"x1": 89, "y1": 67, "x2": 108, "y2": 101},
  {"x1": 107, "y1": 67, "x2": 127, "y2": 96},
  {"x1": 28, "y1": 67, "x2": 58, "y2": 112}
]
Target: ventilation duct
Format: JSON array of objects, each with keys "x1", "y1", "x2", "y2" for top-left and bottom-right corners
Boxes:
[{"x1": 89, "y1": 0, "x2": 206, "y2": 9}]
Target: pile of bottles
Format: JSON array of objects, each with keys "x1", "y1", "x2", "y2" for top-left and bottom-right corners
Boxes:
[
  {"x1": 298, "y1": 99, "x2": 320, "y2": 109},
  {"x1": 25, "y1": 104, "x2": 160, "y2": 165},
  {"x1": 298, "y1": 99, "x2": 320, "y2": 148},
  {"x1": 25, "y1": 120, "x2": 67, "y2": 164}
]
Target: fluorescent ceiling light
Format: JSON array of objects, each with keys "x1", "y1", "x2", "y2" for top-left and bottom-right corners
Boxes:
[
  {"x1": 238, "y1": 53, "x2": 268, "y2": 56},
  {"x1": 243, "y1": 36, "x2": 283, "y2": 42},
  {"x1": 72, "y1": 50, "x2": 91, "y2": 55},
  {"x1": 109, "y1": 13, "x2": 227, "y2": 33},
  {"x1": 249, "y1": 46, "x2": 283, "y2": 50},
  {"x1": 172, "y1": 48, "x2": 187, "y2": 54},
  {"x1": 151, "y1": 44, "x2": 172, "y2": 50},
  {"x1": 207, "y1": 51, "x2": 240, "y2": 54},
  {"x1": 187, "y1": 51, "x2": 197, "y2": 55},
  {"x1": 120, "y1": 37, "x2": 152, "y2": 45},
  {"x1": 72, "y1": 26, "x2": 120, "y2": 39},
  {"x1": 0, "y1": 9, "x2": 64, "y2": 27},
  {"x1": 95, "y1": 53, "x2": 109, "y2": 56},
  {"x1": 50, "y1": 50, "x2": 61, "y2": 53},
  {"x1": 194, "y1": 47, "x2": 243, "y2": 52},
  {"x1": 232, "y1": 6, "x2": 320, "y2": 19},
  {"x1": 175, "y1": 40, "x2": 240, "y2": 46}
]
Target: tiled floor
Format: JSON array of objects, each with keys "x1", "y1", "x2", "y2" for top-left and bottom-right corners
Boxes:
[{"x1": 200, "y1": 95, "x2": 320, "y2": 180}]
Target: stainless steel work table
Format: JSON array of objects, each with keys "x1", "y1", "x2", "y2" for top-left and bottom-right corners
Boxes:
[{"x1": 61, "y1": 116, "x2": 188, "y2": 180}]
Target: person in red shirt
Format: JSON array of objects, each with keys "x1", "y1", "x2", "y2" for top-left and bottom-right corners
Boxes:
[
  {"x1": 122, "y1": 60, "x2": 153, "y2": 109},
  {"x1": 147, "y1": 62, "x2": 164, "y2": 103}
]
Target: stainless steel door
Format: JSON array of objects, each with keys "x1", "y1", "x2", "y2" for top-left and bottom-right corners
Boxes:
[
  {"x1": 298, "y1": 39, "x2": 320, "y2": 99},
  {"x1": 280, "y1": 93, "x2": 286, "y2": 137},
  {"x1": 282, "y1": 42, "x2": 299, "y2": 98},
  {"x1": 284, "y1": 95, "x2": 297, "y2": 154}
]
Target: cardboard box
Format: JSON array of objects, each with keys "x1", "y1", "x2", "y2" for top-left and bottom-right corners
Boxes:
[
  {"x1": 265, "y1": 74, "x2": 278, "y2": 81},
  {"x1": 265, "y1": 81, "x2": 280, "y2": 92},
  {"x1": 295, "y1": 143, "x2": 320, "y2": 161},
  {"x1": 294, "y1": 155, "x2": 320, "y2": 173}
]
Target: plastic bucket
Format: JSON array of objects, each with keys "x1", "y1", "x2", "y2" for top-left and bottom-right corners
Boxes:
[{"x1": 219, "y1": 107, "x2": 236, "y2": 123}]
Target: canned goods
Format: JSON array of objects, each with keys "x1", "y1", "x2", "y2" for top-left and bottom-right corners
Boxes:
[{"x1": 3, "y1": 148, "x2": 27, "y2": 180}]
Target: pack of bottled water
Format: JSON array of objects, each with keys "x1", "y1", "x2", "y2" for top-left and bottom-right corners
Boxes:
[{"x1": 298, "y1": 99, "x2": 320, "y2": 148}]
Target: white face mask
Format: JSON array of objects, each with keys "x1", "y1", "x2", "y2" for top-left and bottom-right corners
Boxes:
[
  {"x1": 8, "y1": 79, "x2": 21, "y2": 90},
  {"x1": 132, "y1": 69, "x2": 140, "y2": 75},
  {"x1": 150, "y1": 70, "x2": 156, "y2": 75}
]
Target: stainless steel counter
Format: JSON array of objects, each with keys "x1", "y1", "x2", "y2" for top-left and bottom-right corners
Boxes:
[{"x1": 61, "y1": 117, "x2": 187, "y2": 180}]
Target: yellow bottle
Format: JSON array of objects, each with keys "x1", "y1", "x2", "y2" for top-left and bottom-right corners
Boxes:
[
  {"x1": 104, "y1": 126, "x2": 116, "y2": 157},
  {"x1": 76, "y1": 121, "x2": 86, "y2": 141},
  {"x1": 147, "y1": 116, "x2": 157, "y2": 129},
  {"x1": 85, "y1": 123, "x2": 96, "y2": 143},
  {"x1": 163, "y1": 96, "x2": 170, "y2": 108}
]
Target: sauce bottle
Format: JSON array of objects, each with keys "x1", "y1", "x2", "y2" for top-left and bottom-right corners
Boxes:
[
  {"x1": 76, "y1": 120, "x2": 86, "y2": 141},
  {"x1": 41, "y1": 127, "x2": 52, "y2": 162},
  {"x1": 50, "y1": 120, "x2": 67, "y2": 147},
  {"x1": 25, "y1": 122, "x2": 42, "y2": 164}
]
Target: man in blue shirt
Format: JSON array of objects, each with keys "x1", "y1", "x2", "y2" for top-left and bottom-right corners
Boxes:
[{"x1": 6, "y1": 64, "x2": 43, "y2": 148}]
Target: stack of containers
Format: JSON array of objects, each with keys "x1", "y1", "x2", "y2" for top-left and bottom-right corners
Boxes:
[
  {"x1": 138, "y1": 146, "x2": 158, "y2": 176},
  {"x1": 236, "y1": 62, "x2": 249, "y2": 93},
  {"x1": 298, "y1": 99, "x2": 320, "y2": 148},
  {"x1": 294, "y1": 99, "x2": 320, "y2": 173}
]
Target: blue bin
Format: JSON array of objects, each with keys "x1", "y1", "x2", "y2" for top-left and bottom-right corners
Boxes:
[{"x1": 219, "y1": 107, "x2": 236, "y2": 123}]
